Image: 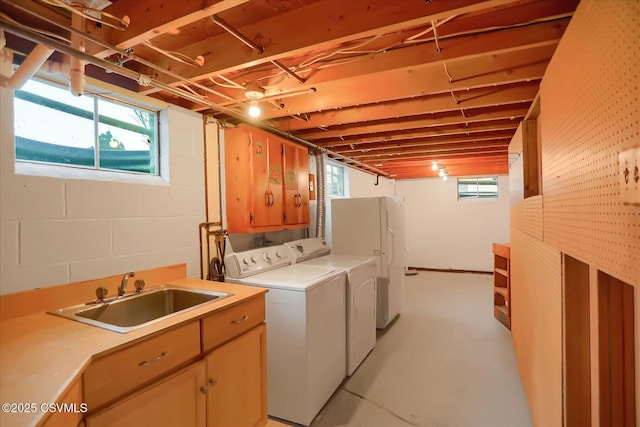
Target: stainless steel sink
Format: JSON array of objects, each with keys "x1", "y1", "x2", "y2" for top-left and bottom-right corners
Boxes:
[{"x1": 48, "y1": 285, "x2": 233, "y2": 333}]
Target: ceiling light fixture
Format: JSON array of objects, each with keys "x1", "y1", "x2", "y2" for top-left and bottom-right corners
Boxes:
[
  {"x1": 248, "y1": 100, "x2": 260, "y2": 117},
  {"x1": 438, "y1": 167, "x2": 446, "y2": 177},
  {"x1": 245, "y1": 82, "x2": 264, "y2": 118},
  {"x1": 432, "y1": 161, "x2": 438, "y2": 171}
]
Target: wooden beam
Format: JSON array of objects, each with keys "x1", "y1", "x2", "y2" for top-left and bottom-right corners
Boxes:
[
  {"x1": 296, "y1": 104, "x2": 529, "y2": 140},
  {"x1": 142, "y1": 0, "x2": 518, "y2": 86},
  {"x1": 274, "y1": 81, "x2": 540, "y2": 131},
  {"x1": 315, "y1": 122, "x2": 518, "y2": 147},
  {"x1": 87, "y1": 0, "x2": 249, "y2": 57}
]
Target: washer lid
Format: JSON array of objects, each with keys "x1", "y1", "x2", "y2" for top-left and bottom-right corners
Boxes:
[{"x1": 234, "y1": 264, "x2": 342, "y2": 291}]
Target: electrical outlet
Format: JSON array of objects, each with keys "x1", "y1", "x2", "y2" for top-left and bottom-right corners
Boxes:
[{"x1": 619, "y1": 147, "x2": 640, "y2": 206}]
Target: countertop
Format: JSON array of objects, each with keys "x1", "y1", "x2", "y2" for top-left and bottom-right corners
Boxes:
[{"x1": 0, "y1": 277, "x2": 267, "y2": 427}]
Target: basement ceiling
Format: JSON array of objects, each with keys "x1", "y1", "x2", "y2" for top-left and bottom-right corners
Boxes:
[{"x1": 0, "y1": 0, "x2": 579, "y2": 179}]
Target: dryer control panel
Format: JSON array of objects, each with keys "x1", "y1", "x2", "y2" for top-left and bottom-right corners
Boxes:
[{"x1": 225, "y1": 245, "x2": 291, "y2": 278}]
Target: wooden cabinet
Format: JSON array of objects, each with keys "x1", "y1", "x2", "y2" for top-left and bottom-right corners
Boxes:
[
  {"x1": 82, "y1": 295, "x2": 267, "y2": 427},
  {"x1": 224, "y1": 124, "x2": 309, "y2": 233},
  {"x1": 85, "y1": 361, "x2": 207, "y2": 427},
  {"x1": 283, "y1": 142, "x2": 310, "y2": 226},
  {"x1": 83, "y1": 321, "x2": 201, "y2": 409},
  {"x1": 42, "y1": 380, "x2": 84, "y2": 427},
  {"x1": 250, "y1": 131, "x2": 284, "y2": 228},
  {"x1": 205, "y1": 324, "x2": 267, "y2": 427},
  {"x1": 493, "y1": 243, "x2": 511, "y2": 329}
]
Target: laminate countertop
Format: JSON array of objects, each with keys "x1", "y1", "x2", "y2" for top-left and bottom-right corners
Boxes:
[{"x1": 0, "y1": 277, "x2": 267, "y2": 427}]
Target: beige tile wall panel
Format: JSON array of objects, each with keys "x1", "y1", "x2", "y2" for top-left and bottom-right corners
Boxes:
[
  {"x1": 511, "y1": 228, "x2": 562, "y2": 427},
  {"x1": 510, "y1": 203, "x2": 525, "y2": 234},
  {"x1": 524, "y1": 196, "x2": 544, "y2": 241},
  {"x1": 540, "y1": 0, "x2": 640, "y2": 286}
]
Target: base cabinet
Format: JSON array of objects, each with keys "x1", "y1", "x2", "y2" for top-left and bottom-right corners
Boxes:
[
  {"x1": 82, "y1": 296, "x2": 267, "y2": 427},
  {"x1": 205, "y1": 323, "x2": 267, "y2": 427},
  {"x1": 85, "y1": 361, "x2": 207, "y2": 427}
]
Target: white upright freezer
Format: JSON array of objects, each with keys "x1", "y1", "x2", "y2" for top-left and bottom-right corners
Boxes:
[{"x1": 331, "y1": 196, "x2": 407, "y2": 329}]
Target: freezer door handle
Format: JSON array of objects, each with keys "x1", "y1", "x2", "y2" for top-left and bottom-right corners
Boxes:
[{"x1": 388, "y1": 228, "x2": 395, "y2": 264}]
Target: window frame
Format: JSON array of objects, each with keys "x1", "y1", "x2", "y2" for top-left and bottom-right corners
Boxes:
[
  {"x1": 325, "y1": 162, "x2": 346, "y2": 197},
  {"x1": 13, "y1": 76, "x2": 160, "y2": 176},
  {"x1": 457, "y1": 176, "x2": 499, "y2": 200}
]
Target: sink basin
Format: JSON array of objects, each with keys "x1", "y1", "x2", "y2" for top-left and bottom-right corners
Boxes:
[{"x1": 48, "y1": 285, "x2": 233, "y2": 333}]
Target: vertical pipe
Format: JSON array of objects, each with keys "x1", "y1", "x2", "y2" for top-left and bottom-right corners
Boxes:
[{"x1": 69, "y1": 12, "x2": 85, "y2": 96}]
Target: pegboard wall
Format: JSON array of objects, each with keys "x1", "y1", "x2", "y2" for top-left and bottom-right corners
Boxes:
[
  {"x1": 540, "y1": 0, "x2": 640, "y2": 286},
  {"x1": 511, "y1": 228, "x2": 563, "y2": 427}
]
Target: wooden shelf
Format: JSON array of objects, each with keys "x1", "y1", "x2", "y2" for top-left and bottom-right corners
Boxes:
[
  {"x1": 494, "y1": 267, "x2": 508, "y2": 277},
  {"x1": 494, "y1": 287, "x2": 509, "y2": 298},
  {"x1": 493, "y1": 243, "x2": 511, "y2": 330}
]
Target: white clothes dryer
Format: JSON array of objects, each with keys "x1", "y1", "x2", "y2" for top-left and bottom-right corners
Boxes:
[
  {"x1": 285, "y1": 238, "x2": 377, "y2": 376},
  {"x1": 225, "y1": 245, "x2": 346, "y2": 426}
]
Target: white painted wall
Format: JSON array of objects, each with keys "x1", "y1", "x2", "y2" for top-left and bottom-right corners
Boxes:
[
  {"x1": 0, "y1": 72, "x2": 206, "y2": 295},
  {"x1": 396, "y1": 176, "x2": 510, "y2": 272},
  {"x1": 348, "y1": 167, "x2": 396, "y2": 198},
  {"x1": 315, "y1": 164, "x2": 396, "y2": 245}
]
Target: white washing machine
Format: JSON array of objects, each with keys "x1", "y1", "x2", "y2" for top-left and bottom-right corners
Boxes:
[
  {"x1": 225, "y1": 245, "x2": 346, "y2": 426},
  {"x1": 285, "y1": 238, "x2": 378, "y2": 376}
]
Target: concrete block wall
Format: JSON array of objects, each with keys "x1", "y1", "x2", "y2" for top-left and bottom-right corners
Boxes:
[{"x1": 0, "y1": 69, "x2": 206, "y2": 295}]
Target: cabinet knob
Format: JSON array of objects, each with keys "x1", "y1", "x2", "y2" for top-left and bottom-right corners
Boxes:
[
  {"x1": 209, "y1": 378, "x2": 218, "y2": 386},
  {"x1": 200, "y1": 386, "x2": 208, "y2": 394}
]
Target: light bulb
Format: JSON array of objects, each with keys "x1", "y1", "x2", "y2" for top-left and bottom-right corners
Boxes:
[
  {"x1": 248, "y1": 100, "x2": 260, "y2": 117},
  {"x1": 431, "y1": 162, "x2": 438, "y2": 171},
  {"x1": 442, "y1": 174, "x2": 448, "y2": 181},
  {"x1": 438, "y1": 168, "x2": 445, "y2": 177}
]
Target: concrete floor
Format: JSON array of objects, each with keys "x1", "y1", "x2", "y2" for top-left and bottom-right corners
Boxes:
[{"x1": 299, "y1": 271, "x2": 533, "y2": 427}]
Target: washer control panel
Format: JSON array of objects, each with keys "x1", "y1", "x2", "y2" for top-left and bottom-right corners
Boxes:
[{"x1": 225, "y1": 245, "x2": 291, "y2": 278}]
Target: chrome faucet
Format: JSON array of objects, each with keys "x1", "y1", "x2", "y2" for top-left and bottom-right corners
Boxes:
[{"x1": 118, "y1": 272, "x2": 135, "y2": 296}]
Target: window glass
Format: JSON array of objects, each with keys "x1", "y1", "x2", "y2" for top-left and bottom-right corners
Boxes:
[
  {"x1": 326, "y1": 163, "x2": 345, "y2": 196},
  {"x1": 458, "y1": 177, "x2": 499, "y2": 199},
  {"x1": 14, "y1": 79, "x2": 158, "y2": 175}
]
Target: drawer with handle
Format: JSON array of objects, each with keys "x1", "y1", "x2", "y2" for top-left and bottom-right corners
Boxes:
[
  {"x1": 83, "y1": 321, "x2": 200, "y2": 410},
  {"x1": 201, "y1": 295, "x2": 265, "y2": 352}
]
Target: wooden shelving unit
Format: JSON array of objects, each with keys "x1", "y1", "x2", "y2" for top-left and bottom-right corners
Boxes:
[{"x1": 493, "y1": 243, "x2": 511, "y2": 330}]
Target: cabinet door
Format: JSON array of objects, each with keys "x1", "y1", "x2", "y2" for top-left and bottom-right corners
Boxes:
[
  {"x1": 85, "y1": 361, "x2": 206, "y2": 427},
  {"x1": 224, "y1": 126, "x2": 253, "y2": 232},
  {"x1": 283, "y1": 142, "x2": 299, "y2": 225},
  {"x1": 206, "y1": 324, "x2": 267, "y2": 427},
  {"x1": 296, "y1": 144, "x2": 310, "y2": 224},
  {"x1": 284, "y1": 143, "x2": 310, "y2": 225},
  {"x1": 251, "y1": 133, "x2": 283, "y2": 227}
]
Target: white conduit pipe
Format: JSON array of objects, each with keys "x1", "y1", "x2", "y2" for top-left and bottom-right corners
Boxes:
[
  {"x1": 4, "y1": 43, "x2": 53, "y2": 89},
  {"x1": 69, "y1": 13, "x2": 85, "y2": 96}
]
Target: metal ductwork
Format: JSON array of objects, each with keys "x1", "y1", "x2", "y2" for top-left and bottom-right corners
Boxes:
[{"x1": 314, "y1": 150, "x2": 326, "y2": 240}]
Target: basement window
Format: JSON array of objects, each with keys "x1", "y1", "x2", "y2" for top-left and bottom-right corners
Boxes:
[
  {"x1": 326, "y1": 163, "x2": 345, "y2": 196},
  {"x1": 458, "y1": 177, "x2": 499, "y2": 199},
  {"x1": 14, "y1": 78, "x2": 159, "y2": 175}
]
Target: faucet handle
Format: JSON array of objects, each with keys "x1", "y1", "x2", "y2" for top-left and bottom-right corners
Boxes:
[
  {"x1": 95, "y1": 287, "x2": 109, "y2": 301},
  {"x1": 134, "y1": 279, "x2": 145, "y2": 293}
]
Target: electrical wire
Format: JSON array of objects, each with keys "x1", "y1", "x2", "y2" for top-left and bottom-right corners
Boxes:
[
  {"x1": 39, "y1": 0, "x2": 130, "y2": 31},
  {"x1": 143, "y1": 40, "x2": 205, "y2": 68}
]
